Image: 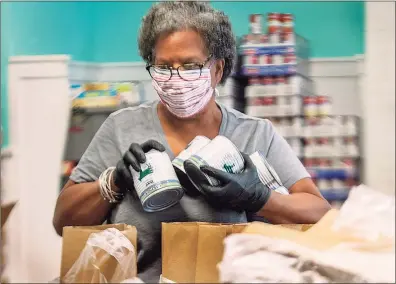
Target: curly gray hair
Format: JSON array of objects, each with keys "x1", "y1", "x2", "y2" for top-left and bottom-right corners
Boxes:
[{"x1": 138, "y1": 1, "x2": 236, "y2": 84}]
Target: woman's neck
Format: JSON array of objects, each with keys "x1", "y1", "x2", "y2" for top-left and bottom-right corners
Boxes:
[{"x1": 158, "y1": 98, "x2": 222, "y2": 139}]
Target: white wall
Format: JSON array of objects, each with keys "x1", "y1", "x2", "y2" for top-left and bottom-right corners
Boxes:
[
  {"x1": 3, "y1": 55, "x2": 70, "y2": 282},
  {"x1": 362, "y1": 2, "x2": 395, "y2": 195}
]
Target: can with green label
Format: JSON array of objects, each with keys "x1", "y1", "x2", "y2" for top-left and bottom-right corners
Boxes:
[
  {"x1": 131, "y1": 150, "x2": 184, "y2": 212},
  {"x1": 184, "y1": 136, "x2": 245, "y2": 188}
]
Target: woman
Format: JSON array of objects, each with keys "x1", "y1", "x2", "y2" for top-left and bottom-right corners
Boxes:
[{"x1": 53, "y1": 2, "x2": 331, "y2": 282}]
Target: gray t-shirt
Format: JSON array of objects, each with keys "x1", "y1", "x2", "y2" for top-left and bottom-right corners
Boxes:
[{"x1": 70, "y1": 100, "x2": 309, "y2": 282}]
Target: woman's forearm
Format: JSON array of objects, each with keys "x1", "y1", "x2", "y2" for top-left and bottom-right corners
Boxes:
[
  {"x1": 257, "y1": 191, "x2": 331, "y2": 224},
  {"x1": 53, "y1": 180, "x2": 116, "y2": 236}
]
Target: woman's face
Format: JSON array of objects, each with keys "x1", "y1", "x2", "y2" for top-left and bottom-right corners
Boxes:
[{"x1": 154, "y1": 29, "x2": 224, "y2": 88}]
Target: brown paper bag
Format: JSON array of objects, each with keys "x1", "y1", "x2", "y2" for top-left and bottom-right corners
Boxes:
[
  {"x1": 162, "y1": 222, "x2": 247, "y2": 283},
  {"x1": 161, "y1": 222, "x2": 314, "y2": 283},
  {"x1": 242, "y1": 209, "x2": 393, "y2": 251},
  {"x1": 60, "y1": 224, "x2": 137, "y2": 283}
]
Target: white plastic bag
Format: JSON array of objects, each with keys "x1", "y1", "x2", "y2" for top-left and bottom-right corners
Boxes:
[
  {"x1": 63, "y1": 228, "x2": 139, "y2": 283},
  {"x1": 332, "y1": 185, "x2": 395, "y2": 241},
  {"x1": 219, "y1": 184, "x2": 396, "y2": 283}
]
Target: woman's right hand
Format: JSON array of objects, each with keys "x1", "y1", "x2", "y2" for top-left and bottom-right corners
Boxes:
[{"x1": 112, "y1": 140, "x2": 166, "y2": 192}]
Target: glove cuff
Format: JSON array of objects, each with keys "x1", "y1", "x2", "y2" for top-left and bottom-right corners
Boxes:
[{"x1": 248, "y1": 186, "x2": 272, "y2": 213}]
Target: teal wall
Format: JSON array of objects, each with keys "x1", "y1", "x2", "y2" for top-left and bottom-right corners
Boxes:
[
  {"x1": 1, "y1": 2, "x2": 95, "y2": 147},
  {"x1": 1, "y1": 1, "x2": 364, "y2": 147}
]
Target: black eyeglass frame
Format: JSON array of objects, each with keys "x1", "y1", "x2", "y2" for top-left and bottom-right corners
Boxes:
[{"x1": 145, "y1": 55, "x2": 213, "y2": 82}]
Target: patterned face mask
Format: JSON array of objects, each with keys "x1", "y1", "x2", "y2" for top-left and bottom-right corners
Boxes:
[{"x1": 152, "y1": 68, "x2": 215, "y2": 118}]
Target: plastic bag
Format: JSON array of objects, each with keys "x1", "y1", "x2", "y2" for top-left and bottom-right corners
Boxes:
[
  {"x1": 332, "y1": 185, "x2": 395, "y2": 241},
  {"x1": 63, "y1": 228, "x2": 138, "y2": 283}
]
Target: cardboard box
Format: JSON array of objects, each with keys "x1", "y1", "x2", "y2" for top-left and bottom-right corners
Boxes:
[
  {"x1": 161, "y1": 222, "x2": 312, "y2": 283},
  {"x1": 60, "y1": 224, "x2": 137, "y2": 283}
]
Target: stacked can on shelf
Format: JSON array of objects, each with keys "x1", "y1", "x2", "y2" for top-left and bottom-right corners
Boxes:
[{"x1": 239, "y1": 12, "x2": 361, "y2": 207}]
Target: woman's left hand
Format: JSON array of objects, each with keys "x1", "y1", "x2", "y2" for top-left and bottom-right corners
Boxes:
[{"x1": 184, "y1": 153, "x2": 272, "y2": 212}]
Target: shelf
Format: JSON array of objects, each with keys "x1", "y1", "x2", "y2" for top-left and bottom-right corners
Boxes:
[
  {"x1": 307, "y1": 168, "x2": 358, "y2": 180},
  {"x1": 241, "y1": 64, "x2": 299, "y2": 77},
  {"x1": 72, "y1": 102, "x2": 141, "y2": 115},
  {"x1": 239, "y1": 44, "x2": 297, "y2": 56}
]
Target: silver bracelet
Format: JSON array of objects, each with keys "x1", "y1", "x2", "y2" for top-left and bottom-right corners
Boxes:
[{"x1": 99, "y1": 167, "x2": 124, "y2": 203}]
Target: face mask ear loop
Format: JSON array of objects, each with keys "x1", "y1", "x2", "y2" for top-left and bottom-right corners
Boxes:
[{"x1": 214, "y1": 88, "x2": 220, "y2": 97}]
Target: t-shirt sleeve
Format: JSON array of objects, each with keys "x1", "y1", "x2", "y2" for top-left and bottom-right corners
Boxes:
[
  {"x1": 263, "y1": 122, "x2": 311, "y2": 190},
  {"x1": 69, "y1": 114, "x2": 122, "y2": 184}
]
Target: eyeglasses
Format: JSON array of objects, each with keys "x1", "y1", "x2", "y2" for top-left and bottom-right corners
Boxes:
[{"x1": 146, "y1": 55, "x2": 212, "y2": 82}]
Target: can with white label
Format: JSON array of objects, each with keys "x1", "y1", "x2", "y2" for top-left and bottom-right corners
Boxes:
[
  {"x1": 249, "y1": 14, "x2": 263, "y2": 34},
  {"x1": 184, "y1": 136, "x2": 245, "y2": 187},
  {"x1": 131, "y1": 150, "x2": 184, "y2": 212},
  {"x1": 249, "y1": 151, "x2": 289, "y2": 195},
  {"x1": 172, "y1": 136, "x2": 211, "y2": 173}
]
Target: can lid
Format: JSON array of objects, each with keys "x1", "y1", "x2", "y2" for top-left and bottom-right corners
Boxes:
[{"x1": 142, "y1": 187, "x2": 184, "y2": 212}]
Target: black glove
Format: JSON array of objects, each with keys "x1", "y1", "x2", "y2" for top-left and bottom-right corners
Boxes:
[
  {"x1": 173, "y1": 166, "x2": 201, "y2": 197},
  {"x1": 184, "y1": 152, "x2": 271, "y2": 212},
  {"x1": 113, "y1": 140, "x2": 166, "y2": 192}
]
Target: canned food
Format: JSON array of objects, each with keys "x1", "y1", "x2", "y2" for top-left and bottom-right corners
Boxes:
[
  {"x1": 249, "y1": 77, "x2": 261, "y2": 86},
  {"x1": 259, "y1": 34, "x2": 268, "y2": 44},
  {"x1": 272, "y1": 53, "x2": 283, "y2": 65},
  {"x1": 267, "y1": 12, "x2": 281, "y2": 34},
  {"x1": 276, "y1": 76, "x2": 286, "y2": 96},
  {"x1": 281, "y1": 13, "x2": 294, "y2": 33},
  {"x1": 303, "y1": 96, "x2": 317, "y2": 117},
  {"x1": 284, "y1": 53, "x2": 296, "y2": 64},
  {"x1": 249, "y1": 151, "x2": 289, "y2": 195},
  {"x1": 259, "y1": 54, "x2": 271, "y2": 65},
  {"x1": 282, "y1": 32, "x2": 295, "y2": 44},
  {"x1": 317, "y1": 96, "x2": 331, "y2": 116},
  {"x1": 264, "y1": 77, "x2": 276, "y2": 96},
  {"x1": 243, "y1": 55, "x2": 259, "y2": 65},
  {"x1": 172, "y1": 136, "x2": 211, "y2": 173},
  {"x1": 269, "y1": 32, "x2": 281, "y2": 44},
  {"x1": 131, "y1": 150, "x2": 184, "y2": 212},
  {"x1": 184, "y1": 136, "x2": 245, "y2": 187},
  {"x1": 250, "y1": 14, "x2": 263, "y2": 34}
]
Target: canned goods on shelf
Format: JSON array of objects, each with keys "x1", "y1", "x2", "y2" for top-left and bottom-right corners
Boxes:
[
  {"x1": 131, "y1": 150, "x2": 184, "y2": 212},
  {"x1": 276, "y1": 76, "x2": 286, "y2": 96},
  {"x1": 268, "y1": 32, "x2": 281, "y2": 44},
  {"x1": 263, "y1": 77, "x2": 276, "y2": 96},
  {"x1": 281, "y1": 13, "x2": 294, "y2": 33},
  {"x1": 250, "y1": 14, "x2": 263, "y2": 34},
  {"x1": 284, "y1": 53, "x2": 297, "y2": 64},
  {"x1": 259, "y1": 54, "x2": 271, "y2": 65},
  {"x1": 303, "y1": 96, "x2": 318, "y2": 117},
  {"x1": 317, "y1": 96, "x2": 332, "y2": 116},
  {"x1": 249, "y1": 77, "x2": 261, "y2": 86},
  {"x1": 259, "y1": 34, "x2": 269, "y2": 44},
  {"x1": 272, "y1": 54, "x2": 283, "y2": 65},
  {"x1": 243, "y1": 54, "x2": 259, "y2": 65},
  {"x1": 267, "y1": 12, "x2": 281, "y2": 34},
  {"x1": 282, "y1": 32, "x2": 295, "y2": 44},
  {"x1": 184, "y1": 136, "x2": 245, "y2": 187}
]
